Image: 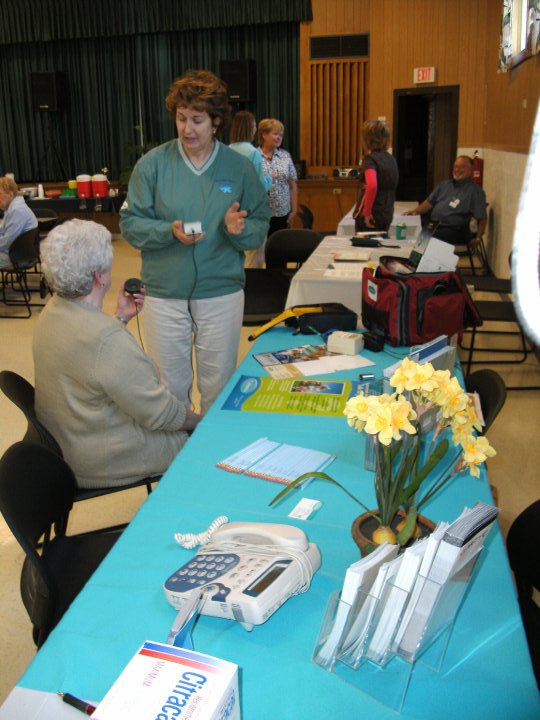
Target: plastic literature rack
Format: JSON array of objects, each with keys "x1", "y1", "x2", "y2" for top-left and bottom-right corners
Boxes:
[{"x1": 313, "y1": 549, "x2": 482, "y2": 714}]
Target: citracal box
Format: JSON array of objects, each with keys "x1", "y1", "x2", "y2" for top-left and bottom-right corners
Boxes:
[{"x1": 90, "y1": 641, "x2": 239, "y2": 720}]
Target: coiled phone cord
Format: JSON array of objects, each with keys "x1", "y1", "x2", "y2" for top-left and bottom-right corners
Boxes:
[{"x1": 174, "y1": 515, "x2": 229, "y2": 549}]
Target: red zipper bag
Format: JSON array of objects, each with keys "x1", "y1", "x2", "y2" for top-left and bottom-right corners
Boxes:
[{"x1": 361, "y1": 256, "x2": 482, "y2": 346}]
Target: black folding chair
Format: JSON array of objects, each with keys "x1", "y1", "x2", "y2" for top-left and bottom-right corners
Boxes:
[
  {"x1": 0, "y1": 371, "x2": 159, "y2": 507},
  {"x1": 0, "y1": 441, "x2": 123, "y2": 647},
  {"x1": 265, "y1": 228, "x2": 323, "y2": 277},
  {"x1": 0, "y1": 227, "x2": 41, "y2": 318},
  {"x1": 506, "y1": 499, "x2": 540, "y2": 689},
  {"x1": 464, "y1": 369, "x2": 507, "y2": 433}
]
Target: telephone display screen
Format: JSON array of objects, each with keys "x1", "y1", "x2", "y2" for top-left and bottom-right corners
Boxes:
[{"x1": 243, "y1": 560, "x2": 291, "y2": 597}]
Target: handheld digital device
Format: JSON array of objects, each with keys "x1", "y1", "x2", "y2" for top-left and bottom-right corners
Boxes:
[
  {"x1": 164, "y1": 521, "x2": 321, "y2": 631},
  {"x1": 124, "y1": 277, "x2": 143, "y2": 295},
  {"x1": 184, "y1": 221, "x2": 203, "y2": 236}
]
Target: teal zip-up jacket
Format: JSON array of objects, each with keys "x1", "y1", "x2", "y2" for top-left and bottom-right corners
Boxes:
[{"x1": 120, "y1": 140, "x2": 270, "y2": 299}]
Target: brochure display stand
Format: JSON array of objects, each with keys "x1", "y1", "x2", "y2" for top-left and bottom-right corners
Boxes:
[{"x1": 313, "y1": 551, "x2": 482, "y2": 714}]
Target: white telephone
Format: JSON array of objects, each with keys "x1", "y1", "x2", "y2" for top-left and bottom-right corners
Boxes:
[{"x1": 164, "y1": 521, "x2": 321, "y2": 631}]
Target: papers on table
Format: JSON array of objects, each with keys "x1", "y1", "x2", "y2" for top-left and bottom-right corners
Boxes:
[
  {"x1": 365, "y1": 541, "x2": 427, "y2": 664},
  {"x1": 217, "y1": 437, "x2": 336, "y2": 485},
  {"x1": 324, "y1": 265, "x2": 364, "y2": 279},
  {"x1": 315, "y1": 501, "x2": 499, "y2": 670},
  {"x1": 314, "y1": 541, "x2": 399, "y2": 667},
  {"x1": 254, "y1": 343, "x2": 375, "y2": 379},
  {"x1": 416, "y1": 236, "x2": 459, "y2": 272},
  {"x1": 324, "y1": 249, "x2": 372, "y2": 278},
  {"x1": 221, "y1": 375, "x2": 361, "y2": 416},
  {"x1": 332, "y1": 250, "x2": 372, "y2": 261}
]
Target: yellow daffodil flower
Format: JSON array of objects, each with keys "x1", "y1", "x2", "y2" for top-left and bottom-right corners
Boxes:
[
  {"x1": 461, "y1": 435, "x2": 497, "y2": 476},
  {"x1": 390, "y1": 358, "x2": 437, "y2": 395}
]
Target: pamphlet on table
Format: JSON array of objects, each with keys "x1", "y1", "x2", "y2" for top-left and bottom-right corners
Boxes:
[
  {"x1": 253, "y1": 344, "x2": 374, "y2": 379},
  {"x1": 217, "y1": 437, "x2": 336, "y2": 485},
  {"x1": 317, "y1": 502, "x2": 499, "y2": 669},
  {"x1": 222, "y1": 375, "x2": 361, "y2": 416}
]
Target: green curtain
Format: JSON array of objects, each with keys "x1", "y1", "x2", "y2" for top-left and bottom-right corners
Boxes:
[
  {"x1": 135, "y1": 23, "x2": 300, "y2": 153},
  {"x1": 0, "y1": 22, "x2": 300, "y2": 182},
  {"x1": 0, "y1": 36, "x2": 138, "y2": 181},
  {"x1": 0, "y1": 0, "x2": 312, "y2": 43}
]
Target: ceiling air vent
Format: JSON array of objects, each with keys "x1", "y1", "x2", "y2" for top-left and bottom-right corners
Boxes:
[{"x1": 310, "y1": 34, "x2": 369, "y2": 59}]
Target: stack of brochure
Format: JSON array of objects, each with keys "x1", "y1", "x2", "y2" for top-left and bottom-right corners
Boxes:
[
  {"x1": 315, "y1": 502, "x2": 499, "y2": 670},
  {"x1": 217, "y1": 437, "x2": 336, "y2": 485}
]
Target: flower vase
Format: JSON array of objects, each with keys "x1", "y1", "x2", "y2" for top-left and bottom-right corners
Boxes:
[
  {"x1": 351, "y1": 510, "x2": 435, "y2": 556},
  {"x1": 363, "y1": 434, "x2": 377, "y2": 472},
  {"x1": 363, "y1": 429, "x2": 418, "y2": 473}
]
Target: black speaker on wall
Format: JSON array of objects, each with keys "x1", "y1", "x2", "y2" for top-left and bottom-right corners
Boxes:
[
  {"x1": 219, "y1": 60, "x2": 256, "y2": 103},
  {"x1": 30, "y1": 72, "x2": 68, "y2": 112}
]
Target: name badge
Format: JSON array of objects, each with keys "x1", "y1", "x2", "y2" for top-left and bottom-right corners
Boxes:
[{"x1": 449, "y1": 198, "x2": 460, "y2": 208}]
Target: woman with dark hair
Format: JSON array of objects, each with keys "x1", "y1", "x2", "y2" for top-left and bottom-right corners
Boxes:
[
  {"x1": 353, "y1": 119, "x2": 399, "y2": 233},
  {"x1": 229, "y1": 111, "x2": 272, "y2": 191},
  {"x1": 120, "y1": 70, "x2": 270, "y2": 413}
]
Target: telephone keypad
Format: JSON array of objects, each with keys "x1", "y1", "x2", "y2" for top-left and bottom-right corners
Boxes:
[{"x1": 165, "y1": 553, "x2": 241, "y2": 593}]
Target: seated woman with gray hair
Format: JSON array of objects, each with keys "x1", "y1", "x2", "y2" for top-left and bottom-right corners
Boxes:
[{"x1": 33, "y1": 219, "x2": 200, "y2": 489}]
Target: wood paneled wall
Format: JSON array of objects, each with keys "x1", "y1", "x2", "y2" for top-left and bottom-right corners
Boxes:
[
  {"x1": 368, "y1": 0, "x2": 489, "y2": 146},
  {"x1": 300, "y1": 0, "x2": 539, "y2": 171},
  {"x1": 309, "y1": 60, "x2": 367, "y2": 167}
]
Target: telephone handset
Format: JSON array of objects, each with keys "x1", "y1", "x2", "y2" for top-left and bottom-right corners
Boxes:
[
  {"x1": 164, "y1": 521, "x2": 321, "y2": 631},
  {"x1": 210, "y1": 521, "x2": 310, "y2": 550}
]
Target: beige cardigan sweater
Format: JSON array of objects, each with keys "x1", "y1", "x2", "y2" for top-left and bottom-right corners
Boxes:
[{"x1": 33, "y1": 295, "x2": 189, "y2": 488}]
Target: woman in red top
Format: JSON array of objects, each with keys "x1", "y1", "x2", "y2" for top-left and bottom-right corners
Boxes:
[{"x1": 353, "y1": 120, "x2": 399, "y2": 233}]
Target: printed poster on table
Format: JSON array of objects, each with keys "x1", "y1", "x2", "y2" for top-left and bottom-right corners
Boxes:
[
  {"x1": 253, "y1": 343, "x2": 374, "y2": 379},
  {"x1": 221, "y1": 375, "x2": 361, "y2": 416}
]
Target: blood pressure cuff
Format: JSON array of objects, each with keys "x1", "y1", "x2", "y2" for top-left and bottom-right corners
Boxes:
[{"x1": 248, "y1": 303, "x2": 358, "y2": 341}]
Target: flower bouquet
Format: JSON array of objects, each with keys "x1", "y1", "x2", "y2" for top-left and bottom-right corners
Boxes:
[{"x1": 270, "y1": 358, "x2": 496, "y2": 552}]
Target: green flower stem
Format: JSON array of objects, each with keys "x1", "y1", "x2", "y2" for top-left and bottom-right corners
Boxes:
[
  {"x1": 396, "y1": 507, "x2": 418, "y2": 546},
  {"x1": 416, "y1": 450, "x2": 464, "y2": 510}
]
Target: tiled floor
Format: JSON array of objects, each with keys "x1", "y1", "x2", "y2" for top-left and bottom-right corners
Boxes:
[{"x1": 0, "y1": 238, "x2": 539, "y2": 704}]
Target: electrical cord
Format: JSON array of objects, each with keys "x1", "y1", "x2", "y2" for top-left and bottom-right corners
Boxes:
[
  {"x1": 133, "y1": 310, "x2": 145, "y2": 351},
  {"x1": 186, "y1": 240, "x2": 200, "y2": 410}
]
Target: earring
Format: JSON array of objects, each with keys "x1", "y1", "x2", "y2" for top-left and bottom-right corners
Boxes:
[{"x1": 213, "y1": 128, "x2": 216, "y2": 135}]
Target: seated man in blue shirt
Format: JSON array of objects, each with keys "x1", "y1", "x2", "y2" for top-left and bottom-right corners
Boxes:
[
  {"x1": 0, "y1": 176, "x2": 39, "y2": 267},
  {"x1": 404, "y1": 156, "x2": 487, "y2": 247}
]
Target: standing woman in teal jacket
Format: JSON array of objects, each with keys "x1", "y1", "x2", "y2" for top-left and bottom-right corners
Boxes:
[{"x1": 120, "y1": 70, "x2": 270, "y2": 414}]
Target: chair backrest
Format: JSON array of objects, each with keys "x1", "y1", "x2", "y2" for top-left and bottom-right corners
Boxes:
[
  {"x1": 506, "y1": 499, "x2": 540, "y2": 689},
  {"x1": 0, "y1": 370, "x2": 63, "y2": 456},
  {"x1": 464, "y1": 369, "x2": 507, "y2": 433},
  {"x1": 33, "y1": 208, "x2": 60, "y2": 234},
  {"x1": 0, "y1": 441, "x2": 75, "y2": 637},
  {"x1": 507, "y1": 499, "x2": 540, "y2": 597},
  {"x1": 265, "y1": 228, "x2": 323, "y2": 271},
  {"x1": 298, "y1": 204, "x2": 314, "y2": 229},
  {"x1": 8, "y1": 226, "x2": 40, "y2": 269}
]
